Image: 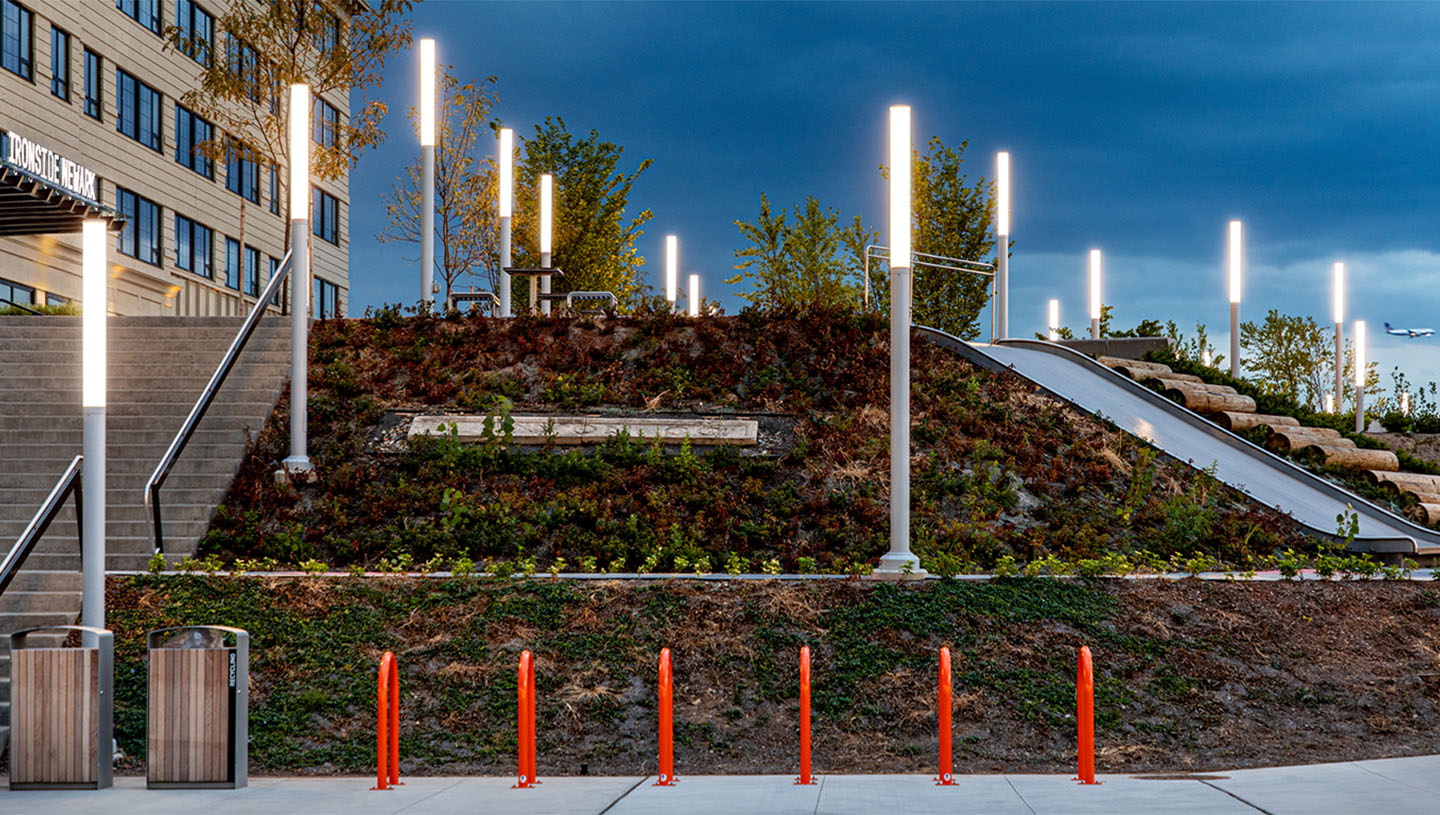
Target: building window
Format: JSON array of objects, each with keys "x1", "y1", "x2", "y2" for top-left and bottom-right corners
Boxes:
[
  {"x1": 244, "y1": 245, "x2": 260, "y2": 297},
  {"x1": 116, "y1": 187, "x2": 162, "y2": 267},
  {"x1": 174, "y1": 214, "x2": 213, "y2": 279},
  {"x1": 223, "y1": 237, "x2": 240, "y2": 290},
  {"x1": 49, "y1": 27, "x2": 68, "y2": 100},
  {"x1": 46, "y1": 292, "x2": 67, "y2": 307},
  {"x1": 116, "y1": 0, "x2": 160, "y2": 35},
  {"x1": 267, "y1": 256, "x2": 282, "y2": 305},
  {"x1": 1, "y1": 276, "x2": 35, "y2": 308},
  {"x1": 225, "y1": 139, "x2": 260, "y2": 203},
  {"x1": 313, "y1": 95, "x2": 339, "y2": 148},
  {"x1": 174, "y1": 104, "x2": 213, "y2": 179},
  {"x1": 314, "y1": 277, "x2": 338, "y2": 319},
  {"x1": 225, "y1": 35, "x2": 260, "y2": 102},
  {"x1": 1, "y1": 0, "x2": 33, "y2": 81},
  {"x1": 312, "y1": 187, "x2": 339, "y2": 245},
  {"x1": 268, "y1": 164, "x2": 279, "y2": 215},
  {"x1": 83, "y1": 49, "x2": 101, "y2": 119},
  {"x1": 116, "y1": 68, "x2": 162, "y2": 151},
  {"x1": 175, "y1": 0, "x2": 212, "y2": 65}
]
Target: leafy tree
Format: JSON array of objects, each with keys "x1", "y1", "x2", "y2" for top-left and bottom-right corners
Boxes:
[
  {"x1": 1240, "y1": 310, "x2": 1333, "y2": 409},
  {"x1": 510, "y1": 117, "x2": 654, "y2": 307},
  {"x1": 379, "y1": 67, "x2": 500, "y2": 300},
  {"x1": 167, "y1": 1, "x2": 415, "y2": 225},
  {"x1": 879, "y1": 137, "x2": 997, "y2": 339},
  {"x1": 728, "y1": 194, "x2": 872, "y2": 309}
]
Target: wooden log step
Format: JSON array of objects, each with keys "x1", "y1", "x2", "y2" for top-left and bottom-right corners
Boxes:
[
  {"x1": 1408, "y1": 503, "x2": 1440, "y2": 526},
  {"x1": 1146, "y1": 375, "x2": 1226, "y2": 391},
  {"x1": 1097, "y1": 356, "x2": 1175, "y2": 380},
  {"x1": 1162, "y1": 382, "x2": 1257, "y2": 414},
  {"x1": 1362, "y1": 470, "x2": 1440, "y2": 492},
  {"x1": 1265, "y1": 426, "x2": 1353, "y2": 454},
  {"x1": 1402, "y1": 490, "x2": 1440, "y2": 505},
  {"x1": 1212, "y1": 412, "x2": 1301, "y2": 432},
  {"x1": 1299, "y1": 444, "x2": 1400, "y2": 472}
]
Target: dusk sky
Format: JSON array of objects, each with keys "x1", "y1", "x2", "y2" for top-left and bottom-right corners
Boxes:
[{"x1": 347, "y1": 1, "x2": 1440, "y2": 388}]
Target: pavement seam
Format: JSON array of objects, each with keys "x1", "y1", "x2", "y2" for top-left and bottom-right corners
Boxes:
[
  {"x1": 1199, "y1": 779, "x2": 1279, "y2": 815},
  {"x1": 387, "y1": 778, "x2": 465, "y2": 815},
  {"x1": 1003, "y1": 775, "x2": 1036, "y2": 815},
  {"x1": 811, "y1": 774, "x2": 825, "y2": 815},
  {"x1": 1352, "y1": 761, "x2": 1436, "y2": 795},
  {"x1": 594, "y1": 775, "x2": 650, "y2": 815}
]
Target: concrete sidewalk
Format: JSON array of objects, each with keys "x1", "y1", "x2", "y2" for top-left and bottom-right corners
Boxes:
[{"x1": 2, "y1": 755, "x2": 1437, "y2": 814}]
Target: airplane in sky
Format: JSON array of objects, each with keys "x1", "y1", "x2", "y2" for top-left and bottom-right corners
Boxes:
[{"x1": 1385, "y1": 322, "x2": 1435, "y2": 338}]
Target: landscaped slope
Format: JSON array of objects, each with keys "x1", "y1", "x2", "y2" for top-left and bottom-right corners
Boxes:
[
  {"x1": 201, "y1": 309, "x2": 1317, "y2": 573},
  {"x1": 102, "y1": 575, "x2": 1440, "y2": 775}
]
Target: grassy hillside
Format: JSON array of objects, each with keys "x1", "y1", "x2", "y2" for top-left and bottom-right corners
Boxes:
[
  {"x1": 199, "y1": 308, "x2": 1318, "y2": 574},
  {"x1": 103, "y1": 575, "x2": 1440, "y2": 775}
]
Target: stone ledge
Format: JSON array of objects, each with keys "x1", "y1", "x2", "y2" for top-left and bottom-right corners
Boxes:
[{"x1": 409, "y1": 414, "x2": 759, "y2": 446}]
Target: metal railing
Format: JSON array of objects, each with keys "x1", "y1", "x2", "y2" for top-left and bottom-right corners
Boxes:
[
  {"x1": 144, "y1": 250, "x2": 292, "y2": 555},
  {"x1": 0, "y1": 455, "x2": 83, "y2": 598},
  {"x1": 0, "y1": 297, "x2": 42, "y2": 315},
  {"x1": 863, "y1": 245, "x2": 997, "y2": 340}
]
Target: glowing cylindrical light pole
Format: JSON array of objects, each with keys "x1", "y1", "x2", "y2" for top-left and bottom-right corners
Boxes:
[
  {"x1": 1202, "y1": 348, "x2": 1212, "y2": 368},
  {"x1": 418, "y1": 38, "x2": 436, "y2": 309},
  {"x1": 498, "y1": 128, "x2": 513, "y2": 317},
  {"x1": 1325, "y1": 392, "x2": 1335, "y2": 414},
  {"x1": 665, "y1": 235, "x2": 678, "y2": 307},
  {"x1": 878, "y1": 104, "x2": 923, "y2": 576},
  {"x1": 283, "y1": 84, "x2": 314, "y2": 473},
  {"x1": 1047, "y1": 298, "x2": 1059, "y2": 342},
  {"x1": 1333, "y1": 262, "x2": 1345, "y2": 411},
  {"x1": 1228, "y1": 220, "x2": 1243, "y2": 378},
  {"x1": 81, "y1": 219, "x2": 106, "y2": 638},
  {"x1": 1354, "y1": 319, "x2": 1366, "y2": 434},
  {"x1": 538, "y1": 173, "x2": 553, "y2": 315},
  {"x1": 1088, "y1": 250, "x2": 1102, "y2": 340},
  {"x1": 687, "y1": 274, "x2": 700, "y2": 318},
  {"x1": 1402, "y1": 391, "x2": 1410, "y2": 417},
  {"x1": 995, "y1": 152, "x2": 1010, "y2": 339}
]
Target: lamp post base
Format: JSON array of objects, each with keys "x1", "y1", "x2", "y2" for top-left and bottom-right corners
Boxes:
[
  {"x1": 281, "y1": 455, "x2": 315, "y2": 474},
  {"x1": 873, "y1": 551, "x2": 927, "y2": 577}
]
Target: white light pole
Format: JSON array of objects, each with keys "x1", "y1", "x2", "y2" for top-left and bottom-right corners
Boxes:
[
  {"x1": 419, "y1": 38, "x2": 436, "y2": 310},
  {"x1": 81, "y1": 219, "x2": 105, "y2": 638},
  {"x1": 539, "y1": 173, "x2": 553, "y2": 315},
  {"x1": 1325, "y1": 392, "x2": 1335, "y2": 414},
  {"x1": 1354, "y1": 319, "x2": 1366, "y2": 433},
  {"x1": 1402, "y1": 391, "x2": 1410, "y2": 417},
  {"x1": 283, "y1": 84, "x2": 314, "y2": 474},
  {"x1": 1333, "y1": 261, "x2": 1345, "y2": 410},
  {"x1": 1088, "y1": 249, "x2": 1102, "y2": 339},
  {"x1": 1228, "y1": 220, "x2": 1242, "y2": 378},
  {"x1": 665, "y1": 235, "x2": 678, "y2": 307},
  {"x1": 1047, "y1": 298, "x2": 1059, "y2": 342},
  {"x1": 877, "y1": 104, "x2": 922, "y2": 576},
  {"x1": 687, "y1": 274, "x2": 700, "y2": 317},
  {"x1": 996, "y1": 151, "x2": 1010, "y2": 339},
  {"x1": 1202, "y1": 348, "x2": 1212, "y2": 368},
  {"x1": 498, "y1": 127, "x2": 513, "y2": 317}
]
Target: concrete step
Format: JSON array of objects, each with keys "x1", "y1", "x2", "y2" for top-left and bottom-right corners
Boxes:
[
  {"x1": 0, "y1": 442, "x2": 245, "y2": 459},
  {"x1": 0, "y1": 571, "x2": 82, "y2": 592},
  {"x1": 0, "y1": 455, "x2": 246, "y2": 476},
  {"x1": 0, "y1": 591, "x2": 82, "y2": 613},
  {"x1": 0, "y1": 402, "x2": 282, "y2": 423},
  {"x1": 0, "y1": 326, "x2": 289, "y2": 341},
  {"x1": 0, "y1": 503, "x2": 219, "y2": 523},
  {"x1": 0, "y1": 518, "x2": 209, "y2": 540},
  {"x1": 0, "y1": 430, "x2": 252, "y2": 447},
  {"x1": 1, "y1": 371, "x2": 289, "y2": 392},
  {"x1": 0, "y1": 385, "x2": 283, "y2": 404}
]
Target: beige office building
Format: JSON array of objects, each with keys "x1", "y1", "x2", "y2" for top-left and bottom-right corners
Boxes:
[{"x1": 0, "y1": 0, "x2": 349, "y2": 317}]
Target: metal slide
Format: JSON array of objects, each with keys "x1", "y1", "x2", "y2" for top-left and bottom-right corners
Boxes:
[{"x1": 917, "y1": 327, "x2": 1440, "y2": 557}]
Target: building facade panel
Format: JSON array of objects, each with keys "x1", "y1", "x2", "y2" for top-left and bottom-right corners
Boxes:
[{"x1": 0, "y1": 0, "x2": 351, "y2": 317}]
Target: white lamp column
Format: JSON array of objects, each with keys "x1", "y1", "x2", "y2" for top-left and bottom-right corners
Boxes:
[
  {"x1": 877, "y1": 104, "x2": 922, "y2": 576},
  {"x1": 283, "y1": 84, "x2": 314, "y2": 473},
  {"x1": 419, "y1": 38, "x2": 436, "y2": 309},
  {"x1": 1228, "y1": 220, "x2": 1242, "y2": 377},
  {"x1": 1354, "y1": 319, "x2": 1366, "y2": 433},
  {"x1": 1088, "y1": 249, "x2": 1101, "y2": 339},
  {"x1": 539, "y1": 173, "x2": 553, "y2": 315},
  {"x1": 1047, "y1": 298, "x2": 1059, "y2": 342},
  {"x1": 995, "y1": 151, "x2": 1010, "y2": 339},
  {"x1": 81, "y1": 219, "x2": 106, "y2": 636},
  {"x1": 1333, "y1": 262, "x2": 1344, "y2": 409},
  {"x1": 665, "y1": 235, "x2": 678, "y2": 308},
  {"x1": 498, "y1": 127, "x2": 513, "y2": 317},
  {"x1": 688, "y1": 274, "x2": 700, "y2": 317}
]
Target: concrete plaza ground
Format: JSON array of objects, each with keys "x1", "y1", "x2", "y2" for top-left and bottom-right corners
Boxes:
[{"x1": 3, "y1": 755, "x2": 1437, "y2": 814}]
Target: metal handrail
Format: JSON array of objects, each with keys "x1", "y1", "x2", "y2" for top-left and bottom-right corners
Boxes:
[
  {"x1": 862, "y1": 244, "x2": 999, "y2": 339},
  {"x1": 144, "y1": 250, "x2": 292, "y2": 555},
  {"x1": 0, "y1": 455, "x2": 82, "y2": 598},
  {"x1": 0, "y1": 297, "x2": 43, "y2": 314}
]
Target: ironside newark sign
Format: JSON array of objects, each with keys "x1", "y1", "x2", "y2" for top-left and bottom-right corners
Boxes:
[{"x1": 3, "y1": 130, "x2": 99, "y2": 203}]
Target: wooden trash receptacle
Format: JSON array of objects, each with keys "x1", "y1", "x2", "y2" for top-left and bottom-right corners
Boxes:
[
  {"x1": 146, "y1": 625, "x2": 249, "y2": 789},
  {"x1": 7, "y1": 625, "x2": 114, "y2": 790}
]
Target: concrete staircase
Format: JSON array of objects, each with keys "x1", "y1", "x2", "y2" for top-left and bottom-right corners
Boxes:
[{"x1": 0, "y1": 315, "x2": 292, "y2": 747}]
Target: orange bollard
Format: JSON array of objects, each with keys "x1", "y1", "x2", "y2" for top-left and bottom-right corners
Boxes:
[
  {"x1": 796, "y1": 646, "x2": 815, "y2": 785},
  {"x1": 656, "y1": 648, "x2": 675, "y2": 785},
  {"x1": 516, "y1": 650, "x2": 536, "y2": 787},
  {"x1": 1077, "y1": 646, "x2": 1097, "y2": 785},
  {"x1": 937, "y1": 646, "x2": 954, "y2": 785},
  {"x1": 373, "y1": 652, "x2": 400, "y2": 790}
]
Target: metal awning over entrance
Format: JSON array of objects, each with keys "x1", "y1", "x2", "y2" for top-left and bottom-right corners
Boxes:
[{"x1": 0, "y1": 165, "x2": 121, "y2": 237}]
